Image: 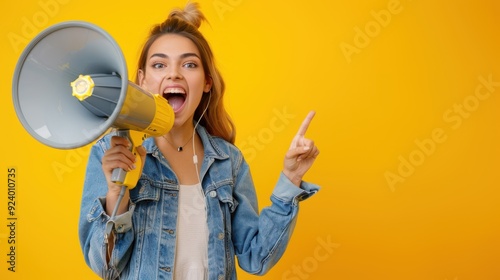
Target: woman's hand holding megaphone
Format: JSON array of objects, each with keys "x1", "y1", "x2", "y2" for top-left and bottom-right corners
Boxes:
[{"x1": 102, "y1": 135, "x2": 147, "y2": 216}]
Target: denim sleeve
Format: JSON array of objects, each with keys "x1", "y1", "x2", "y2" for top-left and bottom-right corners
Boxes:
[
  {"x1": 78, "y1": 138, "x2": 135, "y2": 279},
  {"x1": 232, "y1": 158, "x2": 320, "y2": 275}
]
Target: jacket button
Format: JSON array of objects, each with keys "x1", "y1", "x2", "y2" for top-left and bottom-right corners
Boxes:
[
  {"x1": 218, "y1": 275, "x2": 224, "y2": 280},
  {"x1": 218, "y1": 232, "x2": 224, "y2": 240},
  {"x1": 161, "y1": 266, "x2": 171, "y2": 272},
  {"x1": 209, "y1": 191, "x2": 217, "y2": 198},
  {"x1": 168, "y1": 229, "x2": 174, "y2": 235}
]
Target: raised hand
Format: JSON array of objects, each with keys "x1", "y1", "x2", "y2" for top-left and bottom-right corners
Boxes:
[{"x1": 283, "y1": 111, "x2": 320, "y2": 186}]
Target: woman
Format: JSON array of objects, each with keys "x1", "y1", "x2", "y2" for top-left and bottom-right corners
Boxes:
[{"x1": 79, "y1": 3, "x2": 320, "y2": 279}]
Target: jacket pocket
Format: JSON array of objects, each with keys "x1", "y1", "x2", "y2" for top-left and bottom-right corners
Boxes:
[
  {"x1": 129, "y1": 178, "x2": 162, "y2": 234},
  {"x1": 129, "y1": 179, "x2": 161, "y2": 204},
  {"x1": 213, "y1": 182, "x2": 238, "y2": 214}
]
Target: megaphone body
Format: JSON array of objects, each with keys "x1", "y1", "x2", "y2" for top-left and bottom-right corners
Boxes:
[{"x1": 12, "y1": 21, "x2": 175, "y2": 188}]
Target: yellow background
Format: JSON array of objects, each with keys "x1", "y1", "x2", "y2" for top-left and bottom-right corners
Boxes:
[{"x1": 1, "y1": 0, "x2": 499, "y2": 279}]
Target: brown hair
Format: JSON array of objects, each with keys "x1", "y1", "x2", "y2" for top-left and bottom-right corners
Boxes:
[{"x1": 136, "y1": 2, "x2": 235, "y2": 144}]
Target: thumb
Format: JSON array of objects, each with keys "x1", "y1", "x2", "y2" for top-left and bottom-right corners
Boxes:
[
  {"x1": 136, "y1": 145, "x2": 146, "y2": 157},
  {"x1": 135, "y1": 146, "x2": 147, "y2": 172}
]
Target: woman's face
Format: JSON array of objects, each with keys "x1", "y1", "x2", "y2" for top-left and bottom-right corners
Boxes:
[{"x1": 138, "y1": 33, "x2": 211, "y2": 128}]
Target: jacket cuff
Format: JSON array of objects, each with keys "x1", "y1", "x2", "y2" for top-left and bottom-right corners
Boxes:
[
  {"x1": 95, "y1": 197, "x2": 135, "y2": 234},
  {"x1": 272, "y1": 172, "x2": 320, "y2": 204}
]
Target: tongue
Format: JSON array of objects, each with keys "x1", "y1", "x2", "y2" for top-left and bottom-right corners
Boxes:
[{"x1": 167, "y1": 95, "x2": 185, "y2": 111}]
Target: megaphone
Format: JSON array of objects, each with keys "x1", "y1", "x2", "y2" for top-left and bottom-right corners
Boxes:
[{"x1": 12, "y1": 21, "x2": 175, "y2": 188}]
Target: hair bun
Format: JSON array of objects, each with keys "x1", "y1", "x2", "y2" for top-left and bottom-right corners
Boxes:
[{"x1": 168, "y1": 2, "x2": 206, "y2": 29}]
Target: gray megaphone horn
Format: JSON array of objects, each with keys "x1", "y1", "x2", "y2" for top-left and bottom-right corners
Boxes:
[{"x1": 12, "y1": 21, "x2": 175, "y2": 188}]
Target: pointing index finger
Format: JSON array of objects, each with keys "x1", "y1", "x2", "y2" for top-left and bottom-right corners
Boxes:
[{"x1": 296, "y1": 111, "x2": 316, "y2": 136}]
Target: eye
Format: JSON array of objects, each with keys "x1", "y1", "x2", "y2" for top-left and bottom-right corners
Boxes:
[
  {"x1": 152, "y1": 62, "x2": 165, "y2": 69},
  {"x1": 183, "y1": 62, "x2": 198, "y2": 69}
]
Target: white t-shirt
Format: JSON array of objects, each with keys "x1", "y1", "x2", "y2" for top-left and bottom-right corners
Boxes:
[{"x1": 174, "y1": 183, "x2": 208, "y2": 280}]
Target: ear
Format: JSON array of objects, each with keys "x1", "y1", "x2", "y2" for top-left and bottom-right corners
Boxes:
[
  {"x1": 204, "y1": 76, "x2": 213, "y2": 93},
  {"x1": 137, "y1": 69, "x2": 146, "y2": 87}
]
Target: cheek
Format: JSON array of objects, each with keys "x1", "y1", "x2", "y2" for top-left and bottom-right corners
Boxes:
[
  {"x1": 188, "y1": 73, "x2": 207, "y2": 90},
  {"x1": 143, "y1": 73, "x2": 164, "y2": 89}
]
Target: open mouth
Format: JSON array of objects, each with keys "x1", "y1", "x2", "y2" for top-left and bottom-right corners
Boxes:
[{"x1": 163, "y1": 88, "x2": 186, "y2": 112}]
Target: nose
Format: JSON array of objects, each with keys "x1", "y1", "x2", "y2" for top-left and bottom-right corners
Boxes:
[{"x1": 165, "y1": 66, "x2": 182, "y2": 80}]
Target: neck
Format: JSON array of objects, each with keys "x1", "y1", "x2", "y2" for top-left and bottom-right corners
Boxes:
[
  {"x1": 159, "y1": 120, "x2": 198, "y2": 151},
  {"x1": 168, "y1": 118, "x2": 196, "y2": 140},
  {"x1": 168, "y1": 128, "x2": 194, "y2": 143}
]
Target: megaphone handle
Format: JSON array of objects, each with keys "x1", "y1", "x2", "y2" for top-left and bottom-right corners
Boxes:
[{"x1": 110, "y1": 129, "x2": 146, "y2": 189}]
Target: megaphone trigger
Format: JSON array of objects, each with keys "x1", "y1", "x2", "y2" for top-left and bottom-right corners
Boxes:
[{"x1": 110, "y1": 129, "x2": 148, "y2": 189}]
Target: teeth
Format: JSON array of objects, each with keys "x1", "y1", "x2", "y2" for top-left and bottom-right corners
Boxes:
[{"x1": 164, "y1": 88, "x2": 185, "y2": 94}]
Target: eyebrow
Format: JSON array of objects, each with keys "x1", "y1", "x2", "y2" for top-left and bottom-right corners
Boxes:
[{"x1": 149, "y1": 52, "x2": 201, "y2": 60}]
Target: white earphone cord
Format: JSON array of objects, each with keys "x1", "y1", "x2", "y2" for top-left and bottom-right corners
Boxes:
[{"x1": 192, "y1": 91, "x2": 211, "y2": 185}]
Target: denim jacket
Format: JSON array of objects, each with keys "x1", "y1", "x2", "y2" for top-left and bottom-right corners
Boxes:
[{"x1": 79, "y1": 125, "x2": 320, "y2": 279}]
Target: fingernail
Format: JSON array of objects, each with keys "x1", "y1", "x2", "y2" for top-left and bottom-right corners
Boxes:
[{"x1": 303, "y1": 146, "x2": 310, "y2": 151}]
